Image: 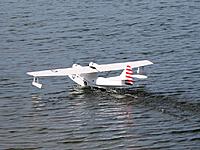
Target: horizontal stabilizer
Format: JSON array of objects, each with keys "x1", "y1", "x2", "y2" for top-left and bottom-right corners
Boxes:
[{"x1": 132, "y1": 74, "x2": 147, "y2": 79}]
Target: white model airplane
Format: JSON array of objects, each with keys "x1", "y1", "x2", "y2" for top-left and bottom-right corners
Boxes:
[{"x1": 27, "y1": 60, "x2": 153, "y2": 89}]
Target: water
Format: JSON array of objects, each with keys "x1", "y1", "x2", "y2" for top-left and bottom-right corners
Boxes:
[{"x1": 1, "y1": 0, "x2": 200, "y2": 149}]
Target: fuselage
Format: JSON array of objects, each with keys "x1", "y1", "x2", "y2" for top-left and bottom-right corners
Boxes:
[
  {"x1": 68, "y1": 74, "x2": 127, "y2": 88},
  {"x1": 68, "y1": 64, "x2": 128, "y2": 88}
]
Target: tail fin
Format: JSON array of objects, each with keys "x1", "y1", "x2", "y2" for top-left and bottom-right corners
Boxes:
[{"x1": 120, "y1": 65, "x2": 134, "y2": 85}]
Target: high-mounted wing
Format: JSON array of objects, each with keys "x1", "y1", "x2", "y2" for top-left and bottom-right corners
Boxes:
[
  {"x1": 93, "y1": 60, "x2": 153, "y2": 72},
  {"x1": 27, "y1": 66, "x2": 98, "y2": 77},
  {"x1": 27, "y1": 60, "x2": 153, "y2": 77}
]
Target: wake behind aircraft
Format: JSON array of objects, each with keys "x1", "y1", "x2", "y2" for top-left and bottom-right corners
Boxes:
[{"x1": 27, "y1": 60, "x2": 153, "y2": 89}]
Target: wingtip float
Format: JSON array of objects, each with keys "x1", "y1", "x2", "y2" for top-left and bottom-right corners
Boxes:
[{"x1": 27, "y1": 60, "x2": 153, "y2": 89}]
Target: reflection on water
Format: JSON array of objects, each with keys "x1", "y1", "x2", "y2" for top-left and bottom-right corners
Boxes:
[
  {"x1": 25, "y1": 86, "x2": 200, "y2": 149},
  {"x1": 1, "y1": 85, "x2": 200, "y2": 149},
  {"x1": 31, "y1": 95, "x2": 44, "y2": 110}
]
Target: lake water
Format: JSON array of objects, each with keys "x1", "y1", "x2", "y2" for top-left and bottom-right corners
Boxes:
[{"x1": 0, "y1": 0, "x2": 200, "y2": 149}]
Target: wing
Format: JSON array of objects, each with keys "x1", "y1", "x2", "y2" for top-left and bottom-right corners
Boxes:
[
  {"x1": 27, "y1": 66, "x2": 98, "y2": 77},
  {"x1": 27, "y1": 60, "x2": 153, "y2": 77},
  {"x1": 95, "y1": 60, "x2": 153, "y2": 72}
]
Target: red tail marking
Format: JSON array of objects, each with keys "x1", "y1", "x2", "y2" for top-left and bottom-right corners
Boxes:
[
  {"x1": 126, "y1": 72, "x2": 133, "y2": 75},
  {"x1": 126, "y1": 68, "x2": 132, "y2": 72},
  {"x1": 126, "y1": 75, "x2": 133, "y2": 79},
  {"x1": 125, "y1": 65, "x2": 134, "y2": 85}
]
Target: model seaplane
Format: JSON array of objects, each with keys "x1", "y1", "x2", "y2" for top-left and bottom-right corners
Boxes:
[{"x1": 27, "y1": 60, "x2": 153, "y2": 89}]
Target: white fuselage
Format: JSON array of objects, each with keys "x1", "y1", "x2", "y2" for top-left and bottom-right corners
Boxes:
[
  {"x1": 68, "y1": 64, "x2": 126, "y2": 88},
  {"x1": 69, "y1": 74, "x2": 125, "y2": 88}
]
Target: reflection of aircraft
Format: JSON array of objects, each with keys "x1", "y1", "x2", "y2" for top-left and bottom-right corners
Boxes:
[{"x1": 27, "y1": 60, "x2": 153, "y2": 89}]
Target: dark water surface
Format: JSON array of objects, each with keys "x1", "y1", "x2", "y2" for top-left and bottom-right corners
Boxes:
[{"x1": 1, "y1": 0, "x2": 200, "y2": 149}]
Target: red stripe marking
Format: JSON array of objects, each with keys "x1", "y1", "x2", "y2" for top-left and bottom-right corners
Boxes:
[
  {"x1": 126, "y1": 75, "x2": 133, "y2": 79},
  {"x1": 126, "y1": 72, "x2": 133, "y2": 75},
  {"x1": 125, "y1": 80, "x2": 134, "y2": 85},
  {"x1": 126, "y1": 68, "x2": 132, "y2": 72},
  {"x1": 126, "y1": 78, "x2": 133, "y2": 81},
  {"x1": 126, "y1": 79, "x2": 134, "y2": 82},
  {"x1": 126, "y1": 80, "x2": 133, "y2": 82},
  {"x1": 125, "y1": 82, "x2": 133, "y2": 85}
]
